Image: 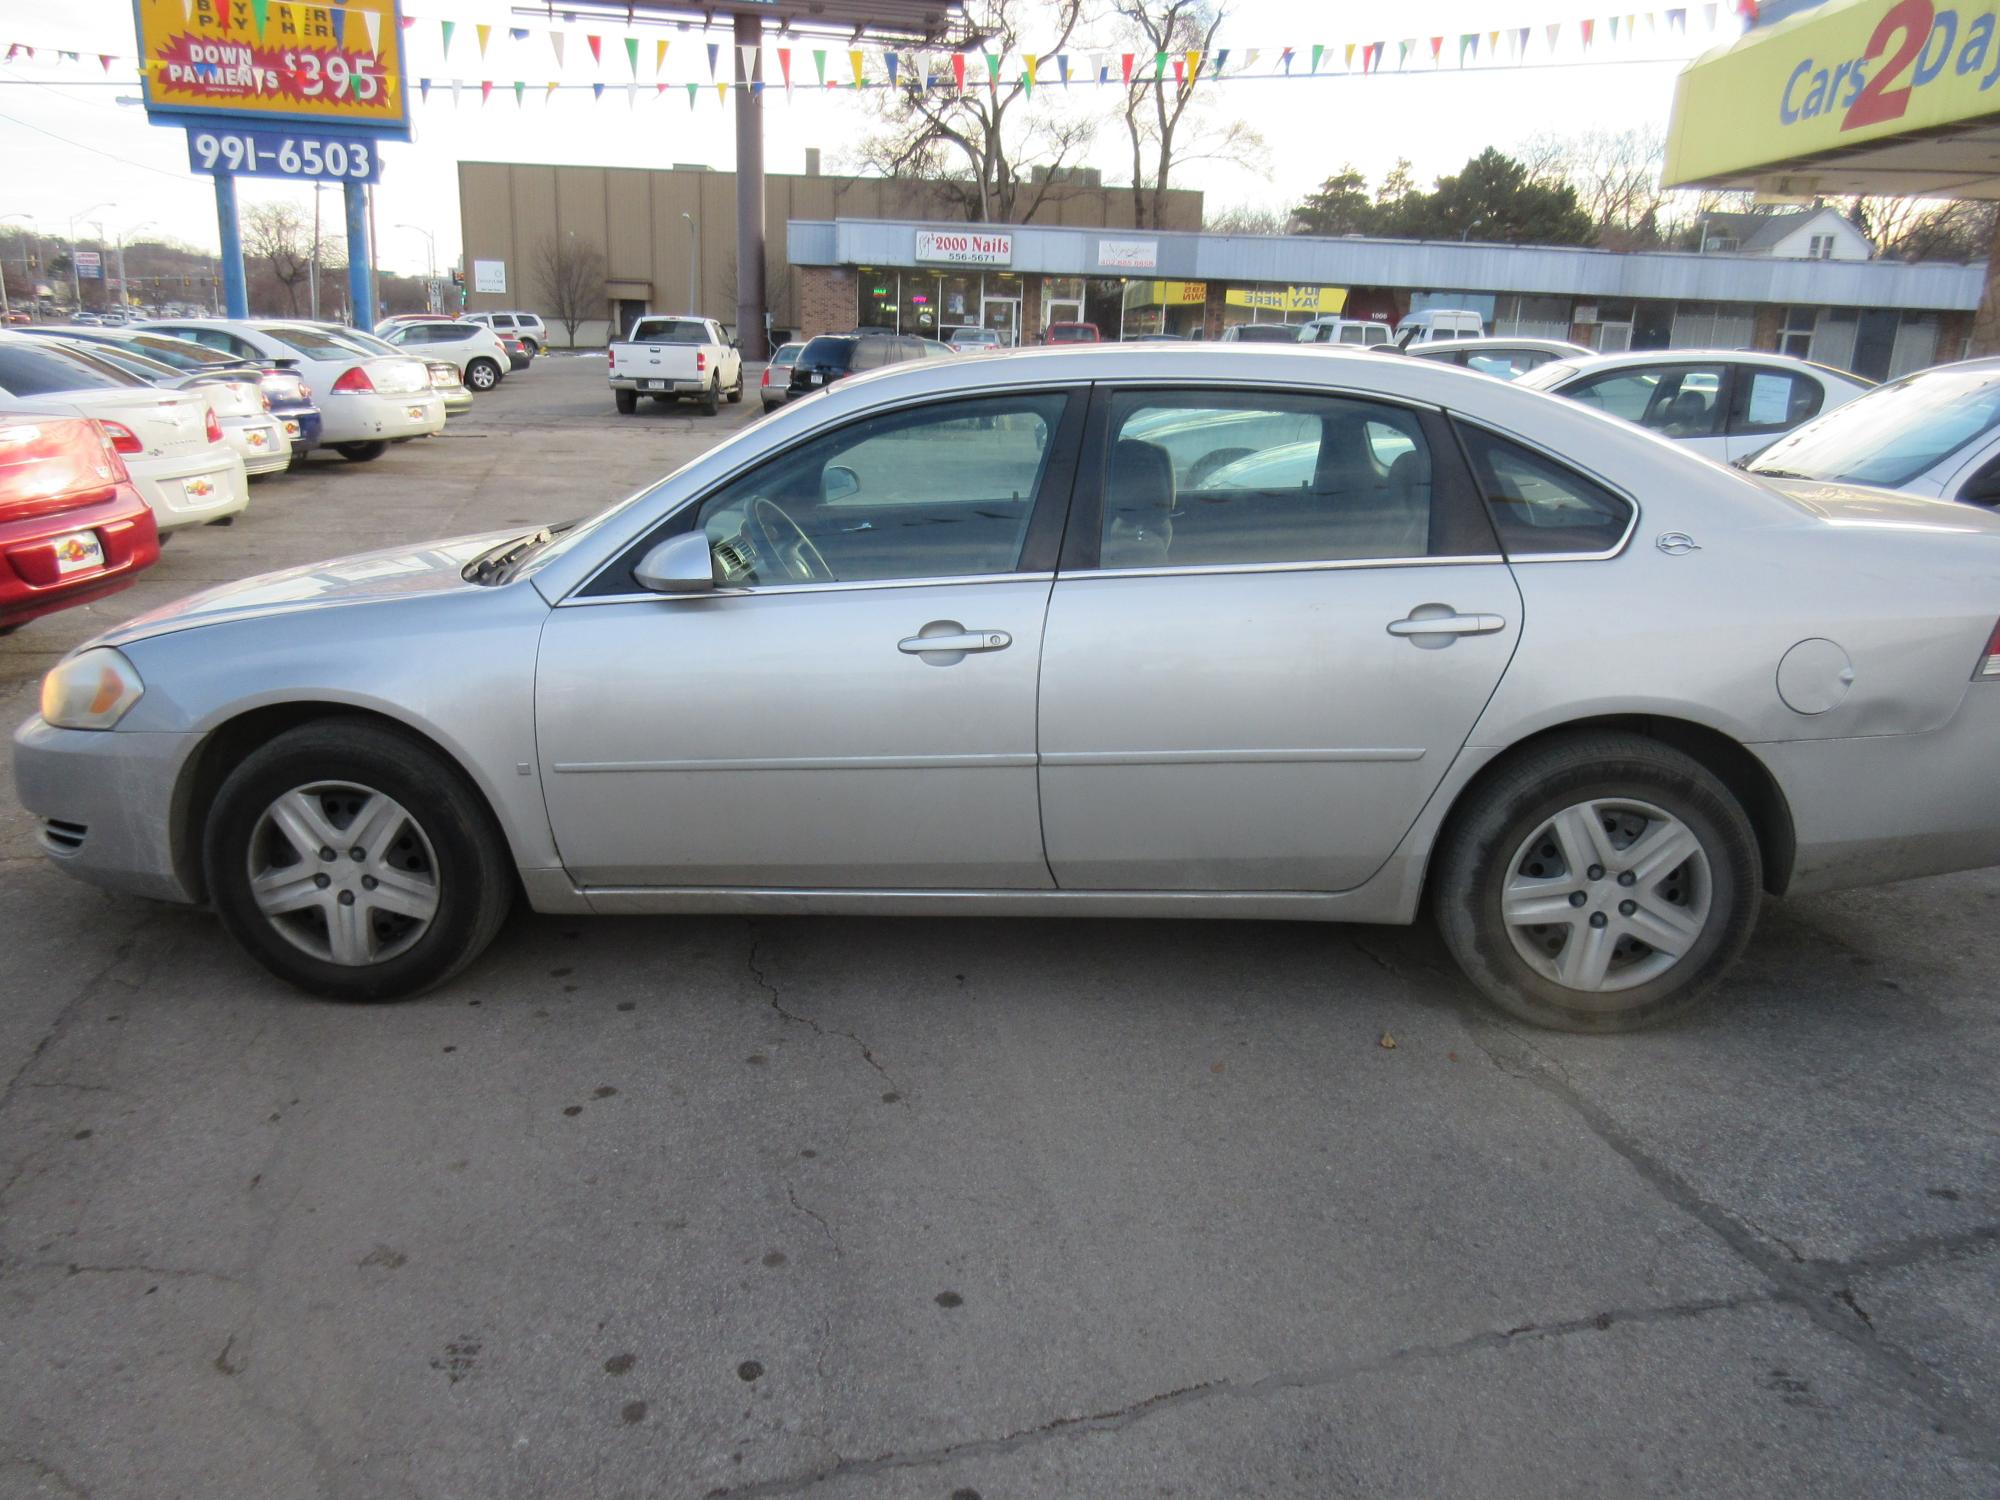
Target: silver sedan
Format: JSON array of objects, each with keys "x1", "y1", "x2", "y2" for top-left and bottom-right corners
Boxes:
[{"x1": 15, "y1": 346, "x2": 2000, "y2": 1031}]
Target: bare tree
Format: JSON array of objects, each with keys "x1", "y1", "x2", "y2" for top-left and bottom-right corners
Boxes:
[
  {"x1": 242, "y1": 203, "x2": 314, "y2": 315},
  {"x1": 1113, "y1": 0, "x2": 1265, "y2": 229},
  {"x1": 1206, "y1": 202, "x2": 1291, "y2": 235},
  {"x1": 855, "y1": 0, "x2": 1095, "y2": 225},
  {"x1": 1851, "y1": 194, "x2": 1996, "y2": 262},
  {"x1": 1519, "y1": 126, "x2": 1668, "y2": 247},
  {"x1": 532, "y1": 234, "x2": 606, "y2": 345}
]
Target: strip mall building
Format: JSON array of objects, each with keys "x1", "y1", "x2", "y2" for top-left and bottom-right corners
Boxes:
[{"x1": 460, "y1": 157, "x2": 1986, "y2": 381}]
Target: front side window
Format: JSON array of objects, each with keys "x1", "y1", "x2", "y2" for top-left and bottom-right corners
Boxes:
[
  {"x1": 1095, "y1": 391, "x2": 1435, "y2": 569},
  {"x1": 688, "y1": 393, "x2": 1071, "y2": 586},
  {"x1": 1565, "y1": 363, "x2": 1727, "y2": 438},
  {"x1": 1459, "y1": 425, "x2": 1634, "y2": 556},
  {"x1": 1730, "y1": 368, "x2": 1823, "y2": 435}
]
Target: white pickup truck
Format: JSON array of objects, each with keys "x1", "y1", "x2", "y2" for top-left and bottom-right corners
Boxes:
[{"x1": 607, "y1": 315, "x2": 744, "y2": 415}]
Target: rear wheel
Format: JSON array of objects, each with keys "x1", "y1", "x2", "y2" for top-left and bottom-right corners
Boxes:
[
  {"x1": 726, "y1": 367, "x2": 744, "y2": 404},
  {"x1": 465, "y1": 357, "x2": 501, "y2": 392},
  {"x1": 335, "y1": 441, "x2": 386, "y2": 462},
  {"x1": 700, "y1": 379, "x2": 720, "y2": 416},
  {"x1": 1433, "y1": 733, "x2": 1761, "y2": 1032},
  {"x1": 203, "y1": 720, "x2": 513, "y2": 1001},
  {"x1": 614, "y1": 388, "x2": 638, "y2": 415},
  {"x1": 520, "y1": 337, "x2": 540, "y2": 356}
]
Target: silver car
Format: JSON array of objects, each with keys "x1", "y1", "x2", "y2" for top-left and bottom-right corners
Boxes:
[{"x1": 15, "y1": 346, "x2": 2000, "y2": 1031}]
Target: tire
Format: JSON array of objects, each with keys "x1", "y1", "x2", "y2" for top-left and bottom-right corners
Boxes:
[
  {"x1": 726, "y1": 367, "x2": 743, "y2": 404},
  {"x1": 203, "y1": 719, "x2": 513, "y2": 1002},
  {"x1": 614, "y1": 388, "x2": 638, "y2": 415},
  {"x1": 701, "y1": 379, "x2": 720, "y2": 416},
  {"x1": 465, "y1": 358, "x2": 501, "y2": 392},
  {"x1": 1432, "y1": 732, "x2": 1762, "y2": 1033},
  {"x1": 520, "y1": 338, "x2": 540, "y2": 356},
  {"x1": 335, "y1": 441, "x2": 387, "y2": 462}
]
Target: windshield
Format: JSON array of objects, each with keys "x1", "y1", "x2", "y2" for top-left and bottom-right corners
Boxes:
[{"x1": 1747, "y1": 365, "x2": 2000, "y2": 488}]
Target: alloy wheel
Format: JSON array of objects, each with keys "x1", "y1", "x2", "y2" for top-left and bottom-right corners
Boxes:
[{"x1": 247, "y1": 781, "x2": 440, "y2": 966}]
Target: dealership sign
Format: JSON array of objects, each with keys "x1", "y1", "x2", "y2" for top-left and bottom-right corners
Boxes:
[
  {"x1": 915, "y1": 229, "x2": 1013, "y2": 266},
  {"x1": 1226, "y1": 285, "x2": 1349, "y2": 315},
  {"x1": 73, "y1": 251, "x2": 103, "y2": 280},
  {"x1": 473, "y1": 259, "x2": 508, "y2": 293},
  {"x1": 1665, "y1": 0, "x2": 2000, "y2": 187},
  {"x1": 1097, "y1": 238, "x2": 1158, "y2": 270}
]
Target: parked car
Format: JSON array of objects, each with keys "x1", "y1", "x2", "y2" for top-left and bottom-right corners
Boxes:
[
  {"x1": 760, "y1": 341, "x2": 805, "y2": 411},
  {"x1": 1519, "y1": 350, "x2": 1873, "y2": 465},
  {"x1": 372, "y1": 314, "x2": 454, "y2": 337},
  {"x1": 380, "y1": 320, "x2": 512, "y2": 392},
  {"x1": 497, "y1": 332, "x2": 532, "y2": 371},
  {"x1": 13, "y1": 325, "x2": 324, "y2": 458},
  {"x1": 1395, "y1": 309, "x2": 1486, "y2": 346},
  {"x1": 786, "y1": 333, "x2": 940, "y2": 396},
  {"x1": 19, "y1": 345, "x2": 2000, "y2": 1034},
  {"x1": 465, "y1": 311, "x2": 548, "y2": 355},
  {"x1": 1299, "y1": 317, "x2": 1395, "y2": 349},
  {"x1": 1404, "y1": 337, "x2": 1594, "y2": 380},
  {"x1": 945, "y1": 327, "x2": 1004, "y2": 354},
  {"x1": 0, "y1": 333, "x2": 248, "y2": 531},
  {"x1": 19, "y1": 331, "x2": 289, "y2": 479},
  {"x1": 1741, "y1": 357, "x2": 2000, "y2": 505},
  {"x1": 1045, "y1": 322, "x2": 1101, "y2": 344},
  {"x1": 1219, "y1": 323, "x2": 1304, "y2": 343},
  {"x1": 608, "y1": 315, "x2": 742, "y2": 415},
  {"x1": 0, "y1": 414, "x2": 158, "y2": 634},
  {"x1": 138, "y1": 319, "x2": 445, "y2": 462},
  {"x1": 424, "y1": 359, "x2": 473, "y2": 415}
]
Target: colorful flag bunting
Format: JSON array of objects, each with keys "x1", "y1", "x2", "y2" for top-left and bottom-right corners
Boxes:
[
  {"x1": 1581, "y1": 18, "x2": 1595, "y2": 46},
  {"x1": 475, "y1": 23, "x2": 489, "y2": 57},
  {"x1": 812, "y1": 49, "x2": 826, "y2": 85},
  {"x1": 550, "y1": 32, "x2": 564, "y2": 67},
  {"x1": 1185, "y1": 49, "x2": 1201, "y2": 83},
  {"x1": 1058, "y1": 53, "x2": 1070, "y2": 86},
  {"x1": 439, "y1": 18, "x2": 453, "y2": 57},
  {"x1": 1120, "y1": 52, "x2": 1134, "y2": 85},
  {"x1": 656, "y1": 39, "x2": 669, "y2": 74},
  {"x1": 987, "y1": 51, "x2": 1002, "y2": 93},
  {"x1": 779, "y1": 47, "x2": 792, "y2": 93},
  {"x1": 707, "y1": 42, "x2": 719, "y2": 78},
  {"x1": 740, "y1": 43, "x2": 759, "y2": 81},
  {"x1": 885, "y1": 50, "x2": 899, "y2": 88},
  {"x1": 586, "y1": 35, "x2": 601, "y2": 65},
  {"x1": 514, "y1": 79, "x2": 524, "y2": 104},
  {"x1": 480, "y1": 78, "x2": 492, "y2": 103},
  {"x1": 591, "y1": 81, "x2": 603, "y2": 100},
  {"x1": 952, "y1": 52, "x2": 966, "y2": 90},
  {"x1": 1428, "y1": 35, "x2": 1442, "y2": 63}
]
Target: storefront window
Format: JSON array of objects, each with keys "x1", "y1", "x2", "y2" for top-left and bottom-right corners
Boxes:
[
  {"x1": 903, "y1": 271, "x2": 942, "y2": 338},
  {"x1": 983, "y1": 272, "x2": 1023, "y2": 346},
  {"x1": 1042, "y1": 275, "x2": 1085, "y2": 337},
  {"x1": 858, "y1": 268, "x2": 899, "y2": 331},
  {"x1": 1085, "y1": 278, "x2": 1128, "y2": 339},
  {"x1": 940, "y1": 273, "x2": 979, "y2": 337}
]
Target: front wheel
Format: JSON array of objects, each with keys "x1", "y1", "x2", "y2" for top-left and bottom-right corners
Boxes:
[
  {"x1": 203, "y1": 719, "x2": 513, "y2": 1001},
  {"x1": 614, "y1": 388, "x2": 638, "y2": 415},
  {"x1": 1432, "y1": 732, "x2": 1761, "y2": 1033},
  {"x1": 465, "y1": 357, "x2": 501, "y2": 391},
  {"x1": 335, "y1": 441, "x2": 386, "y2": 462}
]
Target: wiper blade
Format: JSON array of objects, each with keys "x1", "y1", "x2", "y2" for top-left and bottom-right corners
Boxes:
[{"x1": 465, "y1": 528, "x2": 549, "y2": 584}]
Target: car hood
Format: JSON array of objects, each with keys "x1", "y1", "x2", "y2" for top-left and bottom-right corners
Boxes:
[
  {"x1": 1753, "y1": 475, "x2": 2000, "y2": 537},
  {"x1": 90, "y1": 529, "x2": 527, "y2": 647}
]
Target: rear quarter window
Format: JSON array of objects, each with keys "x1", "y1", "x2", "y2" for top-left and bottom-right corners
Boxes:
[{"x1": 1457, "y1": 424, "x2": 1634, "y2": 556}]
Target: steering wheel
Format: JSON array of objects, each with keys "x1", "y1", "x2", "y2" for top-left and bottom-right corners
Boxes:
[{"x1": 749, "y1": 497, "x2": 835, "y2": 583}]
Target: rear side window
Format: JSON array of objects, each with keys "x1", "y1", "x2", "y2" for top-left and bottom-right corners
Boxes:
[
  {"x1": 1566, "y1": 363, "x2": 1727, "y2": 438},
  {"x1": 851, "y1": 340, "x2": 892, "y2": 372},
  {"x1": 1458, "y1": 426, "x2": 1634, "y2": 556},
  {"x1": 0, "y1": 342, "x2": 139, "y2": 395},
  {"x1": 1731, "y1": 368, "x2": 1824, "y2": 435}
]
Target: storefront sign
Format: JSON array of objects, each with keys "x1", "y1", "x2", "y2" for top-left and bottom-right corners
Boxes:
[
  {"x1": 1665, "y1": 0, "x2": 2000, "y2": 187},
  {"x1": 473, "y1": 260, "x2": 507, "y2": 294},
  {"x1": 1128, "y1": 280, "x2": 1207, "y2": 305},
  {"x1": 915, "y1": 229, "x2": 1014, "y2": 266},
  {"x1": 133, "y1": 0, "x2": 409, "y2": 139},
  {"x1": 73, "y1": 251, "x2": 102, "y2": 280},
  {"x1": 1226, "y1": 285, "x2": 1348, "y2": 315},
  {"x1": 1097, "y1": 237, "x2": 1158, "y2": 270}
]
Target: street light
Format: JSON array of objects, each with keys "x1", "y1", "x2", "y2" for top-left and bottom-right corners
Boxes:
[
  {"x1": 682, "y1": 212, "x2": 697, "y2": 313},
  {"x1": 396, "y1": 223, "x2": 438, "y2": 311},
  {"x1": 116, "y1": 221, "x2": 154, "y2": 312},
  {"x1": 68, "y1": 201, "x2": 117, "y2": 310},
  {"x1": 0, "y1": 212, "x2": 33, "y2": 321}
]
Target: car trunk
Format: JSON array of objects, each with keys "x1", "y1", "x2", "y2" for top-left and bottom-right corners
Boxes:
[
  {"x1": 361, "y1": 357, "x2": 431, "y2": 396},
  {"x1": 38, "y1": 388, "x2": 213, "y2": 460}
]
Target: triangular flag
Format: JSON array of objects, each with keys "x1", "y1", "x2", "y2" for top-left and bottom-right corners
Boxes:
[
  {"x1": 1220, "y1": 49, "x2": 1235, "y2": 73},
  {"x1": 1489, "y1": 29, "x2": 1500, "y2": 50},
  {"x1": 1428, "y1": 36, "x2": 1442, "y2": 63},
  {"x1": 1517, "y1": 26, "x2": 1531, "y2": 54},
  {"x1": 248, "y1": 0, "x2": 269, "y2": 34},
  {"x1": 1170, "y1": 58, "x2": 1183, "y2": 86},
  {"x1": 1185, "y1": 50, "x2": 1201, "y2": 83},
  {"x1": 550, "y1": 32, "x2": 564, "y2": 67},
  {"x1": 1545, "y1": 22, "x2": 1561, "y2": 48},
  {"x1": 180, "y1": 0, "x2": 193, "y2": 20},
  {"x1": 812, "y1": 49, "x2": 826, "y2": 85},
  {"x1": 1582, "y1": 19, "x2": 1596, "y2": 46},
  {"x1": 779, "y1": 47, "x2": 792, "y2": 92},
  {"x1": 1668, "y1": 7, "x2": 1686, "y2": 30},
  {"x1": 656, "y1": 39, "x2": 669, "y2": 74},
  {"x1": 1343, "y1": 43, "x2": 1354, "y2": 70},
  {"x1": 476, "y1": 24, "x2": 490, "y2": 58},
  {"x1": 509, "y1": 28, "x2": 529, "y2": 42},
  {"x1": 398, "y1": 15, "x2": 413, "y2": 28},
  {"x1": 1398, "y1": 40, "x2": 1412, "y2": 68},
  {"x1": 1024, "y1": 54, "x2": 1037, "y2": 93},
  {"x1": 715, "y1": 80, "x2": 727, "y2": 102},
  {"x1": 1610, "y1": 17, "x2": 1621, "y2": 40},
  {"x1": 1704, "y1": 3, "x2": 1718, "y2": 28},
  {"x1": 625, "y1": 37, "x2": 638, "y2": 76},
  {"x1": 439, "y1": 18, "x2": 453, "y2": 57},
  {"x1": 514, "y1": 79, "x2": 524, "y2": 104},
  {"x1": 1153, "y1": 50, "x2": 1166, "y2": 80},
  {"x1": 707, "y1": 42, "x2": 719, "y2": 77},
  {"x1": 418, "y1": 76, "x2": 430, "y2": 101},
  {"x1": 1058, "y1": 54, "x2": 1070, "y2": 86},
  {"x1": 359, "y1": 10, "x2": 379, "y2": 52},
  {"x1": 952, "y1": 52, "x2": 965, "y2": 90},
  {"x1": 687, "y1": 80, "x2": 699, "y2": 106},
  {"x1": 656, "y1": 82, "x2": 667, "y2": 95},
  {"x1": 98, "y1": 52, "x2": 114, "y2": 71},
  {"x1": 1461, "y1": 33, "x2": 1477, "y2": 63},
  {"x1": 1120, "y1": 52, "x2": 1134, "y2": 85},
  {"x1": 987, "y1": 51, "x2": 1002, "y2": 93},
  {"x1": 545, "y1": 80, "x2": 558, "y2": 101},
  {"x1": 1370, "y1": 41, "x2": 1385, "y2": 71},
  {"x1": 480, "y1": 79, "x2": 492, "y2": 103},
  {"x1": 885, "y1": 51, "x2": 899, "y2": 88},
  {"x1": 586, "y1": 35, "x2": 602, "y2": 65},
  {"x1": 626, "y1": 80, "x2": 635, "y2": 106},
  {"x1": 450, "y1": 78, "x2": 460, "y2": 106},
  {"x1": 850, "y1": 49, "x2": 864, "y2": 87},
  {"x1": 591, "y1": 81, "x2": 604, "y2": 100}
]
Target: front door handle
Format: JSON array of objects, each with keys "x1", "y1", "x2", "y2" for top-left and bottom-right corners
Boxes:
[
  {"x1": 898, "y1": 625, "x2": 1012, "y2": 656},
  {"x1": 1387, "y1": 610, "x2": 1506, "y2": 638}
]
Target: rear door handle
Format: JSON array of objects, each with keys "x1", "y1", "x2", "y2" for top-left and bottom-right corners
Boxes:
[
  {"x1": 898, "y1": 629, "x2": 1012, "y2": 655},
  {"x1": 1387, "y1": 612, "x2": 1506, "y2": 637}
]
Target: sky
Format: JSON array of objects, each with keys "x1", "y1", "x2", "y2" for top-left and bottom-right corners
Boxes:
[{"x1": 0, "y1": 0, "x2": 1741, "y2": 277}]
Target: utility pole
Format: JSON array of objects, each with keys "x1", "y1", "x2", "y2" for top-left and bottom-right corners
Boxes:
[
  {"x1": 69, "y1": 201, "x2": 116, "y2": 311},
  {"x1": 310, "y1": 184, "x2": 323, "y2": 320},
  {"x1": 0, "y1": 213, "x2": 31, "y2": 321},
  {"x1": 114, "y1": 222, "x2": 151, "y2": 313},
  {"x1": 682, "y1": 212, "x2": 697, "y2": 313}
]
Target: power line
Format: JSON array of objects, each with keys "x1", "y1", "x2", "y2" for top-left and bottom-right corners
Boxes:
[{"x1": 0, "y1": 105, "x2": 192, "y2": 180}]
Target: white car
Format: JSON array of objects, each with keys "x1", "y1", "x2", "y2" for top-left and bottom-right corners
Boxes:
[
  {"x1": 1404, "y1": 337, "x2": 1593, "y2": 381},
  {"x1": 138, "y1": 319, "x2": 445, "y2": 463},
  {"x1": 23, "y1": 330, "x2": 289, "y2": 478},
  {"x1": 465, "y1": 311, "x2": 548, "y2": 355},
  {"x1": 1519, "y1": 349, "x2": 1874, "y2": 465},
  {"x1": 379, "y1": 320, "x2": 512, "y2": 391},
  {"x1": 0, "y1": 333, "x2": 248, "y2": 531},
  {"x1": 945, "y1": 327, "x2": 1005, "y2": 354}
]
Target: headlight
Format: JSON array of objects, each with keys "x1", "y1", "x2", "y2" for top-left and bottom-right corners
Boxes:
[{"x1": 40, "y1": 647, "x2": 144, "y2": 730}]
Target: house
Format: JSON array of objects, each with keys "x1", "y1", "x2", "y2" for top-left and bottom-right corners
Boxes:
[{"x1": 1696, "y1": 207, "x2": 1874, "y2": 260}]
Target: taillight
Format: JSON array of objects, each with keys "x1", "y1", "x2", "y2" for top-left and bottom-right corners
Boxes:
[
  {"x1": 99, "y1": 420, "x2": 143, "y2": 456},
  {"x1": 1977, "y1": 618, "x2": 2000, "y2": 680},
  {"x1": 0, "y1": 417, "x2": 127, "y2": 514},
  {"x1": 761, "y1": 367, "x2": 771, "y2": 387},
  {"x1": 259, "y1": 390, "x2": 271, "y2": 411},
  {"x1": 204, "y1": 408, "x2": 223, "y2": 444},
  {"x1": 331, "y1": 366, "x2": 374, "y2": 394},
  {"x1": 696, "y1": 351, "x2": 707, "y2": 373}
]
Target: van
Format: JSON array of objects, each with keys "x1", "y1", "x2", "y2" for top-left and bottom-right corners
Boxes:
[
  {"x1": 1394, "y1": 309, "x2": 1485, "y2": 347},
  {"x1": 1298, "y1": 316, "x2": 1395, "y2": 349}
]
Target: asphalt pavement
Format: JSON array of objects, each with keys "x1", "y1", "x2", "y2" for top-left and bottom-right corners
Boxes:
[{"x1": 1, "y1": 353, "x2": 1995, "y2": 1500}]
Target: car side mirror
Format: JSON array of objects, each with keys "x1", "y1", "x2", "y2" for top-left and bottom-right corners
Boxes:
[
  {"x1": 822, "y1": 465, "x2": 860, "y2": 504},
  {"x1": 730, "y1": 339, "x2": 740, "y2": 351},
  {"x1": 633, "y1": 531, "x2": 718, "y2": 593}
]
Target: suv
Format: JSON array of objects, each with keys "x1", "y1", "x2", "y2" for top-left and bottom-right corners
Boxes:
[
  {"x1": 1298, "y1": 316, "x2": 1394, "y2": 349},
  {"x1": 466, "y1": 311, "x2": 548, "y2": 355},
  {"x1": 787, "y1": 333, "x2": 935, "y2": 395},
  {"x1": 1219, "y1": 323, "x2": 1303, "y2": 343}
]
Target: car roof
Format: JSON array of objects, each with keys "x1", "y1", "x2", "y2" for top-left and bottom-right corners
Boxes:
[
  {"x1": 1410, "y1": 337, "x2": 1589, "y2": 356},
  {"x1": 1536, "y1": 348, "x2": 1838, "y2": 375}
]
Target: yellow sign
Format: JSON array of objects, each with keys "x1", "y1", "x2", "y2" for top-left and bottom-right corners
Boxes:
[
  {"x1": 1666, "y1": 0, "x2": 2000, "y2": 187},
  {"x1": 133, "y1": 0, "x2": 409, "y2": 137},
  {"x1": 1226, "y1": 285, "x2": 1349, "y2": 315},
  {"x1": 1129, "y1": 280, "x2": 1208, "y2": 306}
]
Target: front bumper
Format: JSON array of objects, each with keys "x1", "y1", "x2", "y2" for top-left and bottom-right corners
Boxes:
[{"x1": 12, "y1": 716, "x2": 201, "y2": 904}]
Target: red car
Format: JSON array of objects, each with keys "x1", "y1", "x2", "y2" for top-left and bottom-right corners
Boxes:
[
  {"x1": 0, "y1": 415, "x2": 159, "y2": 635},
  {"x1": 1045, "y1": 321, "x2": 1101, "y2": 344}
]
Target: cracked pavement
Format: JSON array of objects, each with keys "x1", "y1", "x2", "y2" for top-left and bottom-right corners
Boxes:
[{"x1": 1, "y1": 359, "x2": 1995, "y2": 1499}]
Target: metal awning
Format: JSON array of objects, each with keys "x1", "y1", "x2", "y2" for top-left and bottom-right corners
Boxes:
[{"x1": 1665, "y1": 0, "x2": 2000, "y2": 198}]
